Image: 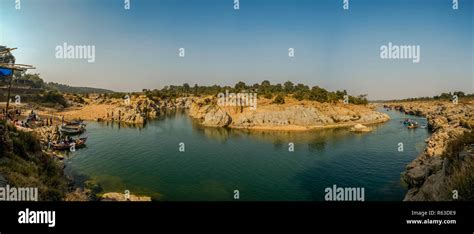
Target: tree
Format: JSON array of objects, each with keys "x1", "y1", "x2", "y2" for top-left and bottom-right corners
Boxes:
[
  {"x1": 260, "y1": 80, "x2": 271, "y2": 95},
  {"x1": 261, "y1": 80, "x2": 271, "y2": 87},
  {"x1": 310, "y1": 86, "x2": 328, "y2": 102},
  {"x1": 234, "y1": 81, "x2": 246, "y2": 91},
  {"x1": 273, "y1": 83, "x2": 283, "y2": 92},
  {"x1": 283, "y1": 81, "x2": 294, "y2": 93},
  {"x1": 294, "y1": 83, "x2": 309, "y2": 92},
  {"x1": 350, "y1": 94, "x2": 368, "y2": 105},
  {"x1": 183, "y1": 83, "x2": 190, "y2": 93},
  {"x1": 453, "y1": 91, "x2": 465, "y2": 98}
]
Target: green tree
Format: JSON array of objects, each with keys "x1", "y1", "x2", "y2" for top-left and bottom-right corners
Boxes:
[
  {"x1": 284, "y1": 81, "x2": 294, "y2": 93},
  {"x1": 234, "y1": 81, "x2": 247, "y2": 91},
  {"x1": 310, "y1": 86, "x2": 328, "y2": 102},
  {"x1": 261, "y1": 80, "x2": 271, "y2": 87},
  {"x1": 183, "y1": 83, "x2": 190, "y2": 93},
  {"x1": 273, "y1": 93, "x2": 285, "y2": 104}
]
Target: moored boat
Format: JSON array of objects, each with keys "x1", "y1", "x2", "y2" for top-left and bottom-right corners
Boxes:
[
  {"x1": 51, "y1": 137, "x2": 87, "y2": 150},
  {"x1": 60, "y1": 123, "x2": 86, "y2": 134}
]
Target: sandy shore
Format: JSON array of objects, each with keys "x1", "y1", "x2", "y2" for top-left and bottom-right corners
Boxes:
[{"x1": 55, "y1": 104, "x2": 117, "y2": 121}]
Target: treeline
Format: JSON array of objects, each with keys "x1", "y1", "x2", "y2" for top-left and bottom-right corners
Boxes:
[
  {"x1": 3, "y1": 73, "x2": 369, "y2": 105},
  {"x1": 1, "y1": 72, "x2": 113, "y2": 94},
  {"x1": 384, "y1": 91, "x2": 473, "y2": 102},
  {"x1": 141, "y1": 80, "x2": 369, "y2": 104},
  {"x1": 46, "y1": 82, "x2": 114, "y2": 94}
]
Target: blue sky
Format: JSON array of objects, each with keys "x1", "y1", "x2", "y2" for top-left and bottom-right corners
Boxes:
[{"x1": 0, "y1": 0, "x2": 472, "y2": 100}]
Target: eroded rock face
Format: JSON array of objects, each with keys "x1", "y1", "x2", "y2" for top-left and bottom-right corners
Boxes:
[
  {"x1": 395, "y1": 100, "x2": 474, "y2": 201},
  {"x1": 189, "y1": 99, "x2": 232, "y2": 127},
  {"x1": 102, "y1": 97, "x2": 196, "y2": 124},
  {"x1": 232, "y1": 105, "x2": 335, "y2": 127},
  {"x1": 189, "y1": 97, "x2": 390, "y2": 130},
  {"x1": 202, "y1": 106, "x2": 232, "y2": 127}
]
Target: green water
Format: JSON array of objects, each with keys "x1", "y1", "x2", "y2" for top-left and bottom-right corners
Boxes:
[{"x1": 64, "y1": 109, "x2": 430, "y2": 201}]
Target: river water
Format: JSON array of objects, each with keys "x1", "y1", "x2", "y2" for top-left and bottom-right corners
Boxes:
[{"x1": 64, "y1": 109, "x2": 430, "y2": 201}]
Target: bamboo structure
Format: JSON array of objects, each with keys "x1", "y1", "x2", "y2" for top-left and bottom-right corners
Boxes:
[{"x1": 0, "y1": 47, "x2": 35, "y2": 124}]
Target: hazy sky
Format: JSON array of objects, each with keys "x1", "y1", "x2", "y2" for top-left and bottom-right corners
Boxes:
[{"x1": 0, "y1": 0, "x2": 472, "y2": 100}]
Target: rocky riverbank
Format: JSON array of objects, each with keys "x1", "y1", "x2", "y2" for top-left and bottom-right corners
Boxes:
[
  {"x1": 189, "y1": 97, "x2": 390, "y2": 131},
  {"x1": 387, "y1": 100, "x2": 473, "y2": 201},
  {"x1": 55, "y1": 96, "x2": 194, "y2": 124}
]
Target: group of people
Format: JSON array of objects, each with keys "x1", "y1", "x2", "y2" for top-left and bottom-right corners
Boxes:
[
  {"x1": 46, "y1": 133, "x2": 75, "y2": 150},
  {"x1": 1, "y1": 107, "x2": 20, "y2": 121},
  {"x1": 4, "y1": 108, "x2": 55, "y2": 128}
]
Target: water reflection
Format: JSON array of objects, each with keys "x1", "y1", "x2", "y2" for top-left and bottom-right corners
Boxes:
[
  {"x1": 195, "y1": 123, "x2": 358, "y2": 149},
  {"x1": 66, "y1": 108, "x2": 431, "y2": 201}
]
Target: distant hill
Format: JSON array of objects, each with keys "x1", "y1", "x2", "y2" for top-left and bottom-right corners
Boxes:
[{"x1": 46, "y1": 82, "x2": 114, "y2": 94}]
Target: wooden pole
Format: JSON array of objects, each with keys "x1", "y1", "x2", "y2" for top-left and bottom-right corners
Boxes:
[{"x1": 4, "y1": 72, "x2": 13, "y2": 124}]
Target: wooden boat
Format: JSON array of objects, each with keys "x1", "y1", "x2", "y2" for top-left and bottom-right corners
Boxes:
[
  {"x1": 51, "y1": 137, "x2": 87, "y2": 150},
  {"x1": 66, "y1": 120, "x2": 86, "y2": 127},
  {"x1": 60, "y1": 124, "x2": 85, "y2": 134},
  {"x1": 407, "y1": 123, "x2": 418, "y2": 129}
]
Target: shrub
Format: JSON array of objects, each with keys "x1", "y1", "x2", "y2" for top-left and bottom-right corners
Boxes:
[
  {"x1": 264, "y1": 93, "x2": 273, "y2": 99},
  {"x1": 443, "y1": 131, "x2": 474, "y2": 200},
  {"x1": 273, "y1": 94, "x2": 285, "y2": 104},
  {"x1": 293, "y1": 91, "x2": 305, "y2": 101},
  {"x1": 42, "y1": 91, "x2": 68, "y2": 107},
  {"x1": 0, "y1": 125, "x2": 68, "y2": 200}
]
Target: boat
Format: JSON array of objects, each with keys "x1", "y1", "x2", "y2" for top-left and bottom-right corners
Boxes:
[
  {"x1": 66, "y1": 119, "x2": 86, "y2": 127},
  {"x1": 51, "y1": 137, "x2": 87, "y2": 151},
  {"x1": 402, "y1": 119, "x2": 412, "y2": 125},
  {"x1": 407, "y1": 122, "x2": 419, "y2": 129},
  {"x1": 60, "y1": 123, "x2": 86, "y2": 134},
  {"x1": 60, "y1": 126, "x2": 85, "y2": 134}
]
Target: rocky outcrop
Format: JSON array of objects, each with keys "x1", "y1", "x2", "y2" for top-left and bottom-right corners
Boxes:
[
  {"x1": 64, "y1": 188, "x2": 92, "y2": 201},
  {"x1": 34, "y1": 125, "x2": 61, "y2": 143},
  {"x1": 189, "y1": 98, "x2": 232, "y2": 127},
  {"x1": 100, "y1": 96, "x2": 196, "y2": 124},
  {"x1": 397, "y1": 100, "x2": 474, "y2": 201},
  {"x1": 350, "y1": 124, "x2": 372, "y2": 133},
  {"x1": 189, "y1": 97, "x2": 389, "y2": 130},
  {"x1": 102, "y1": 97, "x2": 159, "y2": 124},
  {"x1": 101, "y1": 192, "x2": 152, "y2": 201},
  {"x1": 231, "y1": 105, "x2": 334, "y2": 127}
]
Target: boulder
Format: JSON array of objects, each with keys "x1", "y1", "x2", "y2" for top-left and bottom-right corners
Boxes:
[
  {"x1": 350, "y1": 124, "x2": 372, "y2": 132},
  {"x1": 101, "y1": 192, "x2": 151, "y2": 201}
]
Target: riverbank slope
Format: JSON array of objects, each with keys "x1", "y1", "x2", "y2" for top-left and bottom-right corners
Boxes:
[{"x1": 387, "y1": 100, "x2": 473, "y2": 201}]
